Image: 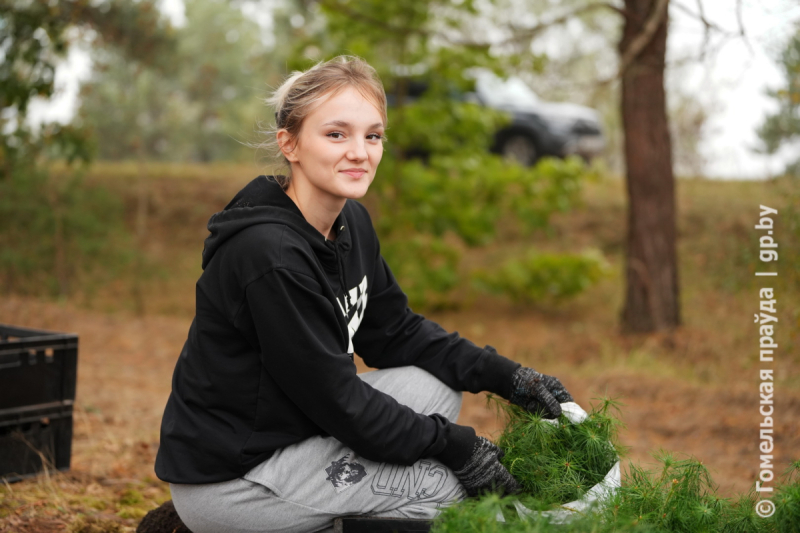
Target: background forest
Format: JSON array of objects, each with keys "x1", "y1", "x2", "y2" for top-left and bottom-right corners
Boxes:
[{"x1": 0, "y1": 0, "x2": 799, "y2": 531}]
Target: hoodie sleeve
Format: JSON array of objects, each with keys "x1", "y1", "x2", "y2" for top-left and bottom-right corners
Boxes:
[
  {"x1": 245, "y1": 266, "x2": 464, "y2": 465},
  {"x1": 353, "y1": 254, "x2": 521, "y2": 399}
]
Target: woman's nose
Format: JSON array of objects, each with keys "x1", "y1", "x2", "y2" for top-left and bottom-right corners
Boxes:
[{"x1": 346, "y1": 139, "x2": 368, "y2": 161}]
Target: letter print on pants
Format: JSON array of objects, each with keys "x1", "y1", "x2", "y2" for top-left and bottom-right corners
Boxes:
[{"x1": 371, "y1": 461, "x2": 448, "y2": 500}]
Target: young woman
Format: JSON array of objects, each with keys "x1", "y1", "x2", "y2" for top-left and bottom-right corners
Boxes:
[{"x1": 155, "y1": 56, "x2": 573, "y2": 533}]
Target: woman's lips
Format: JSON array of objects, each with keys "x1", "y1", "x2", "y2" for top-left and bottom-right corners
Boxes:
[{"x1": 341, "y1": 169, "x2": 367, "y2": 178}]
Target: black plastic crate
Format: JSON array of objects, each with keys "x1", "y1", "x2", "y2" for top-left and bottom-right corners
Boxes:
[
  {"x1": 0, "y1": 324, "x2": 78, "y2": 410},
  {"x1": 0, "y1": 402, "x2": 73, "y2": 482},
  {"x1": 0, "y1": 323, "x2": 77, "y2": 482}
]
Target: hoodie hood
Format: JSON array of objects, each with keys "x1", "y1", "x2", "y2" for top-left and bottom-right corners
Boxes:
[{"x1": 201, "y1": 175, "x2": 352, "y2": 271}]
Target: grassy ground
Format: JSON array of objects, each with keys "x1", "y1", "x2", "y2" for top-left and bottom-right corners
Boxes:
[{"x1": 1, "y1": 163, "x2": 798, "y2": 531}]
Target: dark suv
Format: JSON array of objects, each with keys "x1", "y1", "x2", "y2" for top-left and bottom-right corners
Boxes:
[
  {"x1": 471, "y1": 70, "x2": 605, "y2": 166},
  {"x1": 388, "y1": 70, "x2": 605, "y2": 166}
]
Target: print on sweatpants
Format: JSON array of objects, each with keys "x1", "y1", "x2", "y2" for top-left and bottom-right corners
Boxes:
[
  {"x1": 370, "y1": 461, "x2": 454, "y2": 501},
  {"x1": 325, "y1": 452, "x2": 368, "y2": 493}
]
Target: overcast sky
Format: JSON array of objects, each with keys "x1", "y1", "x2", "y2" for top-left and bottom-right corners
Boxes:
[
  {"x1": 25, "y1": 0, "x2": 800, "y2": 179},
  {"x1": 667, "y1": 0, "x2": 800, "y2": 178}
]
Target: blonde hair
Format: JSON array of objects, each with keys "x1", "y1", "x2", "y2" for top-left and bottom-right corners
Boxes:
[{"x1": 259, "y1": 55, "x2": 388, "y2": 189}]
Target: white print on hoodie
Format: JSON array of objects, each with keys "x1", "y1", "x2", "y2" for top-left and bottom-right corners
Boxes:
[{"x1": 336, "y1": 275, "x2": 369, "y2": 355}]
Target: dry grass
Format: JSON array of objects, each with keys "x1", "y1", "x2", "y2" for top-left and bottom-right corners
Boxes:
[{"x1": 1, "y1": 164, "x2": 799, "y2": 531}]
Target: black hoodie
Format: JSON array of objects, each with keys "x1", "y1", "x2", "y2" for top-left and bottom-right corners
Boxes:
[{"x1": 155, "y1": 176, "x2": 520, "y2": 484}]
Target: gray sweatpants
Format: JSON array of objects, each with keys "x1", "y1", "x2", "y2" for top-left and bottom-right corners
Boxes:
[{"x1": 169, "y1": 366, "x2": 467, "y2": 533}]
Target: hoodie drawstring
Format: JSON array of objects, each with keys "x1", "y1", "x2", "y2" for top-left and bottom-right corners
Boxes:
[{"x1": 334, "y1": 225, "x2": 347, "y2": 293}]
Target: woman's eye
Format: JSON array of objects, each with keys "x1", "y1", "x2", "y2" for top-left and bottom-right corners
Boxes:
[
  {"x1": 368, "y1": 134, "x2": 383, "y2": 141},
  {"x1": 327, "y1": 132, "x2": 344, "y2": 139}
]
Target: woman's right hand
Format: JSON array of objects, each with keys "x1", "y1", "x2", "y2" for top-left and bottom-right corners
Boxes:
[
  {"x1": 508, "y1": 367, "x2": 573, "y2": 419},
  {"x1": 452, "y1": 436, "x2": 520, "y2": 497}
]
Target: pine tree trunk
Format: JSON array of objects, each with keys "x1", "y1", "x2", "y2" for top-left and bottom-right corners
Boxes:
[{"x1": 619, "y1": 0, "x2": 680, "y2": 332}]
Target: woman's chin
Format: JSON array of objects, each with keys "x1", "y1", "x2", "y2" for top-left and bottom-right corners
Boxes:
[{"x1": 338, "y1": 181, "x2": 373, "y2": 199}]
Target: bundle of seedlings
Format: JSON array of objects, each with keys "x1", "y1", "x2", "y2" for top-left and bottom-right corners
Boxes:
[
  {"x1": 492, "y1": 395, "x2": 624, "y2": 507},
  {"x1": 431, "y1": 416, "x2": 800, "y2": 533}
]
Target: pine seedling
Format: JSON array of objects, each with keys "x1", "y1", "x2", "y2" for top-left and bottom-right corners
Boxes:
[
  {"x1": 720, "y1": 491, "x2": 776, "y2": 533},
  {"x1": 431, "y1": 494, "x2": 511, "y2": 533},
  {"x1": 609, "y1": 452, "x2": 720, "y2": 531},
  {"x1": 774, "y1": 460, "x2": 800, "y2": 533},
  {"x1": 602, "y1": 451, "x2": 785, "y2": 533},
  {"x1": 431, "y1": 493, "x2": 604, "y2": 533}
]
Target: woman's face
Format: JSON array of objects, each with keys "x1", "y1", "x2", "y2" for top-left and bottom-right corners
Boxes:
[{"x1": 281, "y1": 86, "x2": 385, "y2": 205}]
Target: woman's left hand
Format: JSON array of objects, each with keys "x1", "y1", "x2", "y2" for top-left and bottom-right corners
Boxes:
[
  {"x1": 452, "y1": 437, "x2": 520, "y2": 497},
  {"x1": 508, "y1": 367, "x2": 573, "y2": 419}
]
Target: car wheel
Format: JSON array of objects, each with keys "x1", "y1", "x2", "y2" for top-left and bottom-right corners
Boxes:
[{"x1": 501, "y1": 135, "x2": 538, "y2": 166}]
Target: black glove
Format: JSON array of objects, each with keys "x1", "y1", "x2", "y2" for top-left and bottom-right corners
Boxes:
[
  {"x1": 509, "y1": 367, "x2": 573, "y2": 419},
  {"x1": 452, "y1": 437, "x2": 520, "y2": 497}
]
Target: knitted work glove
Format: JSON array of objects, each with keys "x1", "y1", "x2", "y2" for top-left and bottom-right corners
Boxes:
[
  {"x1": 453, "y1": 436, "x2": 521, "y2": 497},
  {"x1": 509, "y1": 367, "x2": 573, "y2": 419}
]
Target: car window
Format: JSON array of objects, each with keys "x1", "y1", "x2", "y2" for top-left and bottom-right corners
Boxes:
[{"x1": 474, "y1": 72, "x2": 539, "y2": 108}]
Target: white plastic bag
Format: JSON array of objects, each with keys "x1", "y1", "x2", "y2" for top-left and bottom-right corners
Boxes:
[{"x1": 507, "y1": 402, "x2": 622, "y2": 524}]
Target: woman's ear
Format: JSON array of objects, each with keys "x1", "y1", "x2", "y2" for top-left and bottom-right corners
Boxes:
[{"x1": 276, "y1": 129, "x2": 299, "y2": 163}]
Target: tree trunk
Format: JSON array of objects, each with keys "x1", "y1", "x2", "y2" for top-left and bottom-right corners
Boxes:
[
  {"x1": 131, "y1": 63, "x2": 148, "y2": 317},
  {"x1": 619, "y1": 0, "x2": 680, "y2": 332}
]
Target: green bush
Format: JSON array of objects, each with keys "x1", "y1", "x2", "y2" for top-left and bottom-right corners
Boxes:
[
  {"x1": 473, "y1": 249, "x2": 609, "y2": 305},
  {"x1": 369, "y1": 152, "x2": 591, "y2": 310},
  {"x1": 379, "y1": 235, "x2": 462, "y2": 311}
]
